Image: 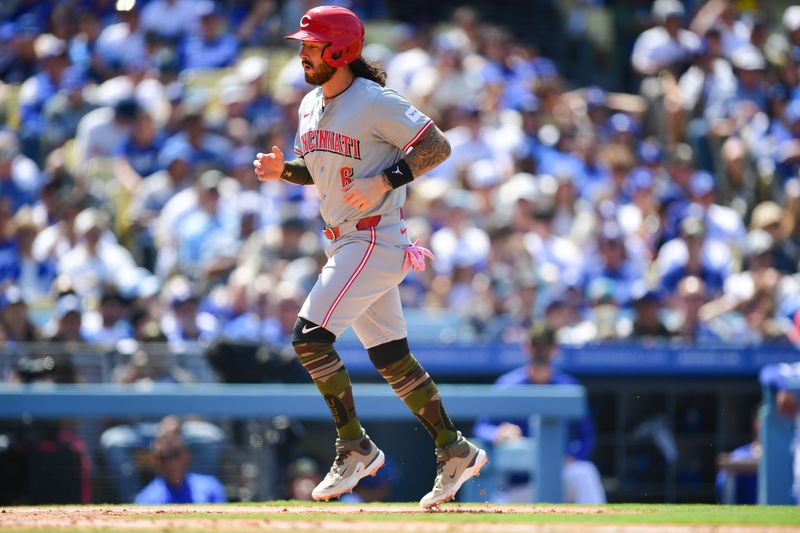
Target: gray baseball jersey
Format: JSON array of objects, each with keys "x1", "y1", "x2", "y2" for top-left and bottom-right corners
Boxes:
[
  {"x1": 293, "y1": 77, "x2": 433, "y2": 227},
  {"x1": 293, "y1": 77, "x2": 433, "y2": 347}
]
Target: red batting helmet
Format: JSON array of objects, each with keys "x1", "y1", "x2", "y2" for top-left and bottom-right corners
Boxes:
[{"x1": 285, "y1": 6, "x2": 365, "y2": 68}]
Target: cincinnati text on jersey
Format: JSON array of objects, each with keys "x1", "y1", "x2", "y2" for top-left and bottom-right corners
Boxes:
[{"x1": 299, "y1": 129, "x2": 362, "y2": 160}]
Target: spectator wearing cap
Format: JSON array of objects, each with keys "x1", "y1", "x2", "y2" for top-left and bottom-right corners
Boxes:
[
  {"x1": 140, "y1": 0, "x2": 201, "y2": 43},
  {"x1": 631, "y1": 0, "x2": 701, "y2": 144},
  {"x1": 704, "y1": 43, "x2": 768, "y2": 129},
  {"x1": 768, "y1": 6, "x2": 800, "y2": 68},
  {"x1": 160, "y1": 100, "x2": 231, "y2": 175},
  {"x1": 670, "y1": 275, "x2": 720, "y2": 343},
  {"x1": 658, "y1": 143, "x2": 697, "y2": 223},
  {"x1": 0, "y1": 207, "x2": 57, "y2": 304},
  {"x1": 172, "y1": 170, "x2": 239, "y2": 281},
  {"x1": 116, "y1": 109, "x2": 164, "y2": 180},
  {"x1": 473, "y1": 324, "x2": 606, "y2": 504},
  {"x1": 18, "y1": 33, "x2": 71, "y2": 162},
  {"x1": 47, "y1": 293, "x2": 84, "y2": 343},
  {"x1": 0, "y1": 285, "x2": 40, "y2": 343},
  {"x1": 129, "y1": 141, "x2": 192, "y2": 271},
  {"x1": 712, "y1": 228, "x2": 800, "y2": 340},
  {"x1": 81, "y1": 287, "x2": 133, "y2": 345},
  {"x1": 57, "y1": 207, "x2": 139, "y2": 300},
  {"x1": 101, "y1": 413, "x2": 224, "y2": 504},
  {"x1": 565, "y1": 276, "x2": 633, "y2": 343},
  {"x1": 235, "y1": 56, "x2": 282, "y2": 135},
  {"x1": 159, "y1": 275, "x2": 218, "y2": 347},
  {"x1": 0, "y1": 130, "x2": 40, "y2": 213},
  {"x1": 406, "y1": 31, "x2": 481, "y2": 113},
  {"x1": 522, "y1": 195, "x2": 585, "y2": 293},
  {"x1": 601, "y1": 112, "x2": 640, "y2": 148},
  {"x1": 431, "y1": 102, "x2": 513, "y2": 184},
  {"x1": 95, "y1": 0, "x2": 147, "y2": 75},
  {"x1": 677, "y1": 24, "x2": 732, "y2": 173},
  {"x1": 585, "y1": 142, "x2": 636, "y2": 204},
  {"x1": 284, "y1": 456, "x2": 323, "y2": 501},
  {"x1": 429, "y1": 190, "x2": 491, "y2": 312},
  {"x1": 68, "y1": 8, "x2": 112, "y2": 83},
  {"x1": 632, "y1": 0, "x2": 702, "y2": 77},
  {"x1": 31, "y1": 190, "x2": 85, "y2": 264},
  {"x1": 180, "y1": 1, "x2": 239, "y2": 71},
  {"x1": 576, "y1": 86, "x2": 611, "y2": 139},
  {"x1": 578, "y1": 221, "x2": 646, "y2": 308},
  {"x1": 750, "y1": 201, "x2": 799, "y2": 273},
  {"x1": 134, "y1": 417, "x2": 226, "y2": 504},
  {"x1": 686, "y1": 170, "x2": 746, "y2": 249},
  {"x1": 73, "y1": 97, "x2": 140, "y2": 170},
  {"x1": 658, "y1": 215, "x2": 732, "y2": 297},
  {"x1": 216, "y1": 271, "x2": 285, "y2": 345},
  {"x1": 41, "y1": 65, "x2": 95, "y2": 155},
  {"x1": 630, "y1": 284, "x2": 673, "y2": 340},
  {"x1": 618, "y1": 166, "x2": 662, "y2": 254}
]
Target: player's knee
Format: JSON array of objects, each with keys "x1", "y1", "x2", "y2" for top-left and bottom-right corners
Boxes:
[
  {"x1": 367, "y1": 338, "x2": 410, "y2": 368},
  {"x1": 291, "y1": 317, "x2": 336, "y2": 346}
]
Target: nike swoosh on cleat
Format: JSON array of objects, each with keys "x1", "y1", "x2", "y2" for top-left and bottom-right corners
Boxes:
[
  {"x1": 400, "y1": 227, "x2": 407, "y2": 234},
  {"x1": 303, "y1": 113, "x2": 310, "y2": 118},
  {"x1": 302, "y1": 324, "x2": 322, "y2": 334}
]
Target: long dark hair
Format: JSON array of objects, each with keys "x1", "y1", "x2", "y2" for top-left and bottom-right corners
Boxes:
[{"x1": 350, "y1": 57, "x2": 387, "y2": 87}]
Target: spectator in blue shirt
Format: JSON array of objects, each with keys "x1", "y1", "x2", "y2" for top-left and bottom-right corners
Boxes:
[
  {"x1": 117, "y1": 111, "x2": 164, "y2": 179},
  {"x1": 473, "y1": 324, "x2": 606, "y2": 503},
  {"x1": 135, "y1": 417, "x2": 226, "y2": 504},
  {"x1": 181, "y1": 2, "x2": 239, "y2": 71},
  {"x1": 18, "y1": 33, "x2": 70, "y2": 162}
]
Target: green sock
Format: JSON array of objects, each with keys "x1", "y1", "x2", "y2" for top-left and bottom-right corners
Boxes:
[
  {"x1": 375, "y1": 351, "x2": 458, "y2": 447},
  {"x1": 295, "y1": 342, "x2": 363, "y2": 440}
]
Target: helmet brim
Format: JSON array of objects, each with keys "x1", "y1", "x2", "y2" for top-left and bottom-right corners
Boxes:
[{"x1": 284, "y1": 29, "x2": 328, "y2": 42}]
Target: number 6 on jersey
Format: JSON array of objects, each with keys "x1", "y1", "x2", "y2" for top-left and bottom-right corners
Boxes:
[{"x1": 339, "y1": 166, "x2": 353, "y2": 188}]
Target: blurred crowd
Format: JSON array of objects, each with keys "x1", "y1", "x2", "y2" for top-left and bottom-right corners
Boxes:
[{"x1": 0, "y1": 0, "x2": 799, "y2": 376}]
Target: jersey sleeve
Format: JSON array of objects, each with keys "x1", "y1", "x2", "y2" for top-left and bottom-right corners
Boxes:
[
  {"x1": 370, "y1": 89, "x2": 434, "y2": 153},
  {"x1": 293, "y1": 126, "x2": 303, "y2": 158}
]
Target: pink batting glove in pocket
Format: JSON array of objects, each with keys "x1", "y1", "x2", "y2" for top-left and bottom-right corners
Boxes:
[{"x1": 403, "y1": 240, "x2": 435, "y2": 273}]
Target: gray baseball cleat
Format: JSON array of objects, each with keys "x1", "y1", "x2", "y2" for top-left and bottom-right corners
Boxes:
[
  {"x1": 419, "y1": 432, "x2": 488, "y2": 509},
  {"x1": 312, "y1": 432, "x2": 385, "y2": 501}
]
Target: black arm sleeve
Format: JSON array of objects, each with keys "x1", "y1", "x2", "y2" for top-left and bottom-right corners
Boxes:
[{"x1": 281, "y1": 158, "x2": 314, "y2": 185}]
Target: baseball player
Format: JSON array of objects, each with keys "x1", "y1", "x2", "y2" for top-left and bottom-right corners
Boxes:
[{"x1": 253, "y1": 6, "x2": 487, "y2": 508}]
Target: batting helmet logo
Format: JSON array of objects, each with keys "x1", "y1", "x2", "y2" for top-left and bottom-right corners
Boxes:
[{"x1": 285, "y1": 6, "x2": 365, "y2": 68}]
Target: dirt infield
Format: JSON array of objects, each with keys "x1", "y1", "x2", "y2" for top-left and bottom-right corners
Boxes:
[{"x1": 1, "y1": 504, "x2": 799, "y2": 533}]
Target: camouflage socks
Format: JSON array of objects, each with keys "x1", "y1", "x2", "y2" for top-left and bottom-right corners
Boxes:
[
  {"x1": 294, "y1": 342, "x2": 364, "y2": 440},
  {"x1": 369, "y1": 340, "x2": 458, "y2": 447}
]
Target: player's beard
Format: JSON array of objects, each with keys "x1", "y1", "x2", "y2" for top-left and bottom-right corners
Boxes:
[{"x1": 303, "y1": 60, "x2": 336, "y2": 86}]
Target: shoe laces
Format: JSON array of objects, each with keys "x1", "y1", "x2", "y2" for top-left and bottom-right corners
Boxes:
[
  {"x1": 432, "y1": 447, "x2": 449, "y2": 490},
  {"x1": 329, "y1": 438, "x2": 353, "y2": 476}
]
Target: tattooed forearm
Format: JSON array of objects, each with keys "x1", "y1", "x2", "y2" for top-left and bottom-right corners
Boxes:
[
  {"x1": 281, "y1": 158, "x2": 314, "y2": 185},
  {"x1": 404, "y1": 126, "x2": 451, "y2": 177}
]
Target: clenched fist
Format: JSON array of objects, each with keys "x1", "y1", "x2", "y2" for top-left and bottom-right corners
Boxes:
[{"x1": 253, "y1": 146, "x2": 285, "y2": 182}]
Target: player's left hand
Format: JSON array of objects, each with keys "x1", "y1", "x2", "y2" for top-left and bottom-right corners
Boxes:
[{"x1": 341, "y1": 175, "x2": 391, "y2": 211}]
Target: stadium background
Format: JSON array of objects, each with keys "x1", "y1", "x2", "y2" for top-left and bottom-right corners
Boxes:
[{"x1": 0, "y1": 0, "x2": 799, "y2": 506}]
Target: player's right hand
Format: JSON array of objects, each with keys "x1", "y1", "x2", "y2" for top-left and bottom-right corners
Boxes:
[{"x1": 253, "y1": 146, "x2": 284, "y2": 181}]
